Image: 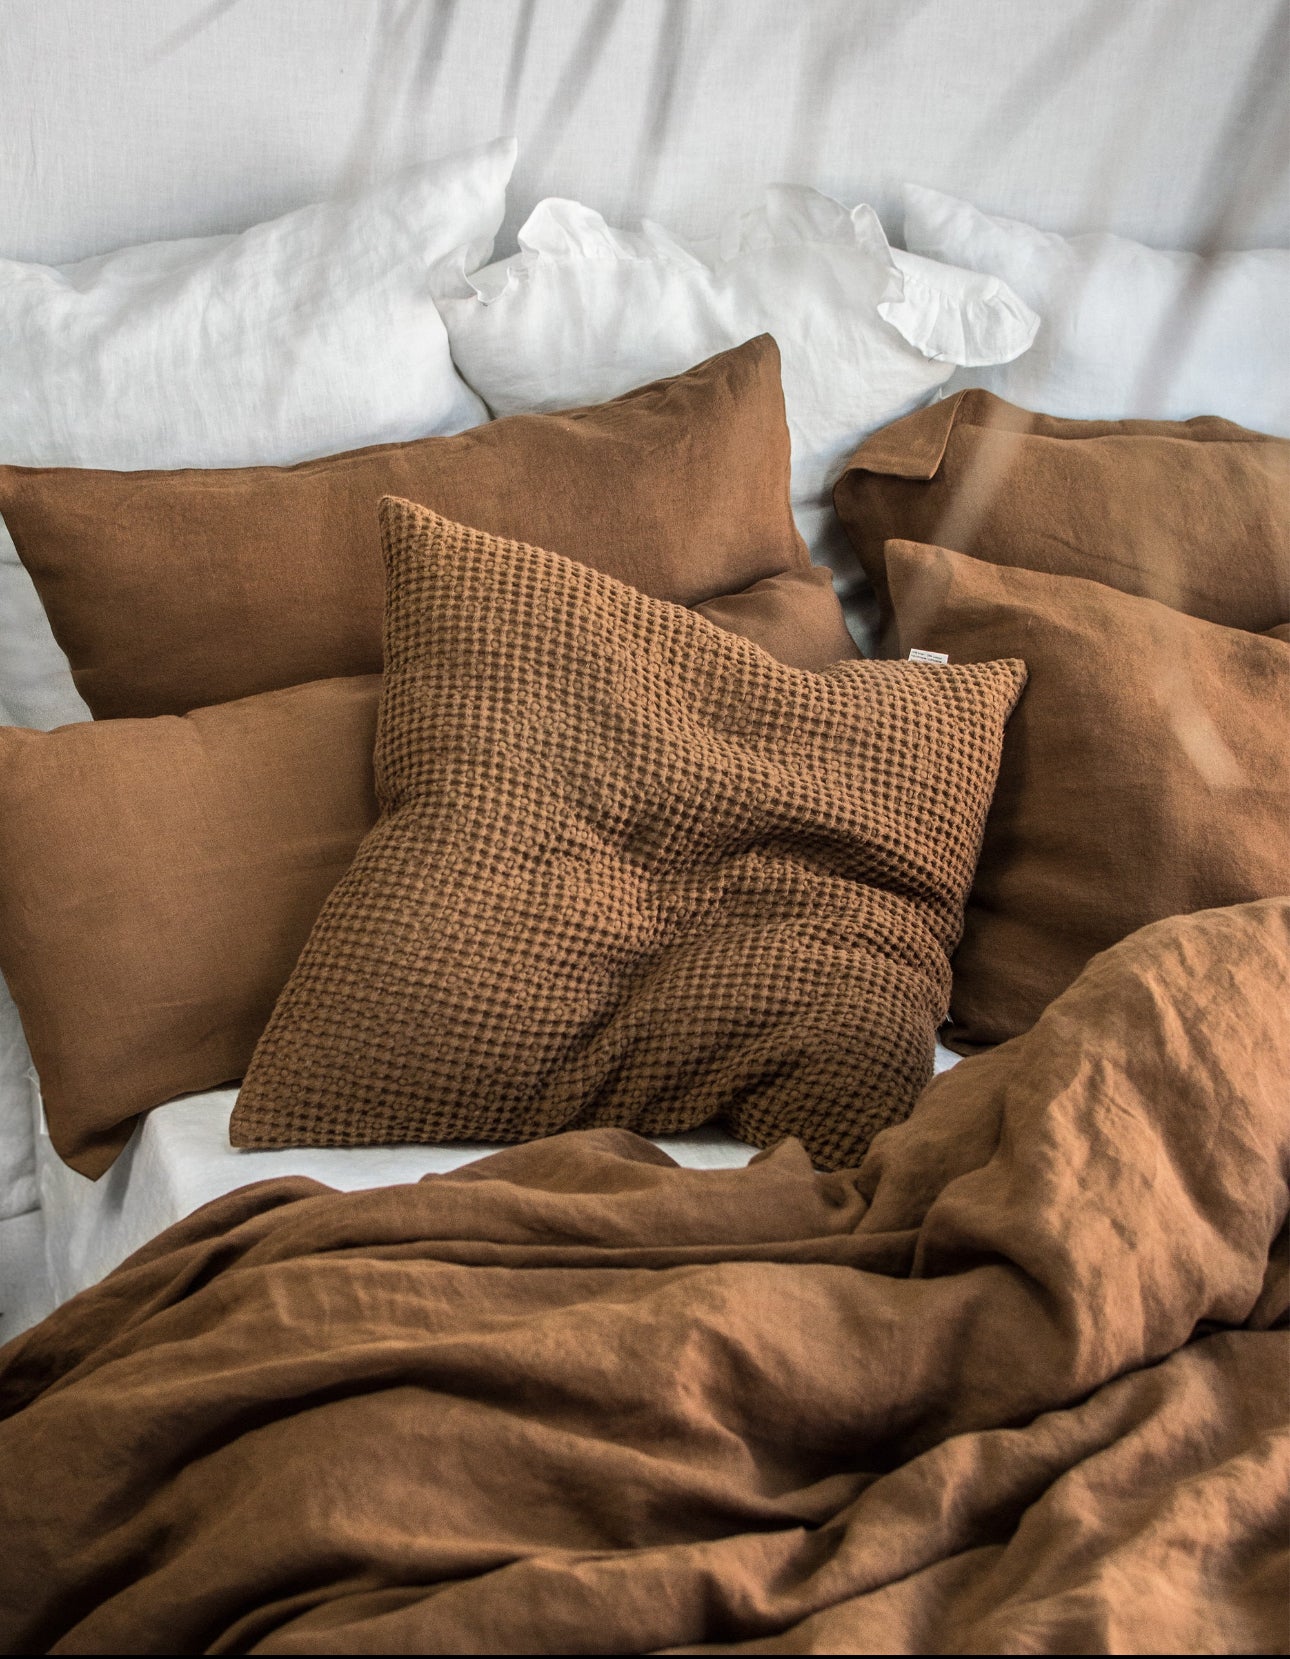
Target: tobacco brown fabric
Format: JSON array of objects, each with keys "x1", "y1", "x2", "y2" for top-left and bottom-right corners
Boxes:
[
  {"x1": 0, "y1": 677, "x2": 380, "y2": 1177},
  {"x1": 232, "y1": 501, "x2": 1025, "y2": 1168},
  {"x1": 886, "y1": 538, "x2": 1290, "y2": 1048},
  {"x1": 2, "y1": 898, "x2": 1287, "y2": 1655},
  {"x1": 833, "y1": 388, "x2": 1290, "y2": 637},
  {"x1": 0, "y1": 335, "x2": 856, "y2": 719},
  {"x1": 694, "y1": 562, "x2": 857, "y2": 671}
]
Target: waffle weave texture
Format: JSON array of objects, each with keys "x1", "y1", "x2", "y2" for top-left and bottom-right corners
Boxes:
[{"x1": 232, "y1": 500, "x2": 1026, "y2": 1169}]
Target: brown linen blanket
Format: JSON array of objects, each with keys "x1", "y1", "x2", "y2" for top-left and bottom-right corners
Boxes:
[{"x1": 1, "y1": 899, "x2": 1287, "y2": 1655}]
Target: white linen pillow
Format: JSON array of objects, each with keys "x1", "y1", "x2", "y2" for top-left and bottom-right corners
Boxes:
[
  {"x1": 0, "y1": 135, "x2": 515, "y2": 731},
  {"x1": 0, "y1": 136, "x2": 514, "y2": 1220},
  {"x1": 903, "y1": 184, "x2": 1290, "y2": 434},
  {"x1": 440, "y1": 187, "x2": 1037, "y2": 574}
]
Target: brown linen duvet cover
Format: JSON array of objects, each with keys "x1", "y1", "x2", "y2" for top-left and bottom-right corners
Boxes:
[{"x1": 1, "y1": 897, "x2": 1286, "y2": 1655}]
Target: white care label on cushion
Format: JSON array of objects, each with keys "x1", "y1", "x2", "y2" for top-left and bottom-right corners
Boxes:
[{"x1": 909, "y1": 648, "x2": 949, "y2": 664}]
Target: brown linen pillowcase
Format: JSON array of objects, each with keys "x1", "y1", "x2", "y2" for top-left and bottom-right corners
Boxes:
[
  {"x1": 833, "y1": 389, "x2": 1290, "y2": 637},
  {"x1": 0, "y1": 335, "x2": 856, "y2": 720},
  {"x1": 0, "y1": 677, "x2": 380, "y2": 1178},
  {"x1": 231, "y1": 499, "x2": 1026, "y2": 1170},
  {"x1": 885, "y1": 538, "x2": 1290, "y2": 1050}
]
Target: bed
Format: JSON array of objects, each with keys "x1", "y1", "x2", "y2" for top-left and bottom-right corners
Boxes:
[{"x1": 0, "y1": 3, "x2": 1287, "y2": 1653}]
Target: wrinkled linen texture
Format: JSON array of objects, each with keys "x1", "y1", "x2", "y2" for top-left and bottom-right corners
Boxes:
[{"x1": 0, "y1": 897, "x2": 1286, "y2": 1654}]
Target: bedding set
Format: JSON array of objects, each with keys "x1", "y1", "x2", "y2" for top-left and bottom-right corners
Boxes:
[{"x1": 0, "y1": 141, "x2": 1286, "y2": 1653}]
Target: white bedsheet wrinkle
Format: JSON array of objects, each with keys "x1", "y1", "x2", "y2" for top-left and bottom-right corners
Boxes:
[
  {"x1": 0, "y1": 1014, "x2": 38, "y2": 1222},
  {"x1": 37, "y1": 1090, "x2": 757, "y2": 1305},
  {"x1": 38, "y1": 1044, "x2": 962, "y2": 1304}
]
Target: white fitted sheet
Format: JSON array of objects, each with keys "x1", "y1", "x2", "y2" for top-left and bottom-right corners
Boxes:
[{"x1": 37, "y1": 1044, "x2": 962, "y2": 1305}]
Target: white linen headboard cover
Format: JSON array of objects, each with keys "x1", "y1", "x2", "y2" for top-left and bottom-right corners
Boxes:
[{"x1": 2, "y1": 0, "x2": 1287, "y2": 266}]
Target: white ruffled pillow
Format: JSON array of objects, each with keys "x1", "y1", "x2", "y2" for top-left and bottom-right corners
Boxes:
[
  {"x1": 442, "y1": 187, "x2": 1038, "y2": 570},
  {"x1": 904, "y1": 184, "x2": 1290, "y2": 434},
  {"x1": 0, "y1": 138, "x2": 515, "y2": 1222}
]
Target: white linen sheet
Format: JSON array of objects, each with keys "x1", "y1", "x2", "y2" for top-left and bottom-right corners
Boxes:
[{"x1": 37, "y1": 1045, "x2": 962, "y2": 1305}]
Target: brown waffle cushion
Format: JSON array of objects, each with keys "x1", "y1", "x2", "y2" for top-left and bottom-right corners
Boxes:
[
  {"x1": 885, "y1": 538, "x2": 1290, "y2": 1051},
  {"x1": 231, "y1": 500, "x2": 1026, "y2": 1169},
  {"x1": 0, "y1": 676, "x2": 380, "y2": 1178},
  {"x1": 833, "y1": 389, "x2": 1290, "y2": 640},
  {"x1": 1, "y1": 335, "x2": 856, "y2": 720}
]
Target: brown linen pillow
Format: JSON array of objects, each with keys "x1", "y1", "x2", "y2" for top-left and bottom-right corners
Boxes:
[
  {"x1": 693, "y1": 564, "x2": 856, "y2": 672},
  {"x1": 885, "y1": 538, "x2": 1290, "y2": 1050},
  {"x1": 0, "y1": 677, "x2": 380, "y2": 1177},
  {"x1": 833, "y1": 389, "x2": 1290, "y2": 637},
  {"x1": 1, "y1": 336, "x2": 856, "y2": 720},
  {"x1": 231, "y1": 500, "x2": 1026, "y2": 1170}
]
